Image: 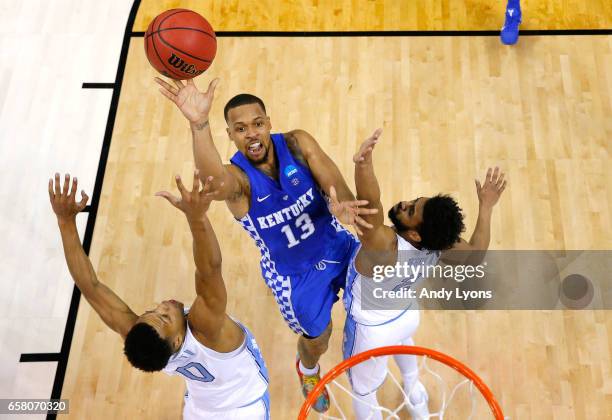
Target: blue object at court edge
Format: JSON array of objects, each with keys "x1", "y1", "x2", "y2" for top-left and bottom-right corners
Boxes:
[{"x1": 501, "y1": 0, "x2": 522, "y2": 45}]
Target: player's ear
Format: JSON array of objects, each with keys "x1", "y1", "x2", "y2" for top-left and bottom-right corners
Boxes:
[
  {"x1": 266, "y1": 116, "x2": 271, "y2": 130},
  {"x1": 226, "y1": 127, "x2": 233, "y2": 141},
  {"x1": 171, "y1": 333, "x2": 183, "y2": 352}
]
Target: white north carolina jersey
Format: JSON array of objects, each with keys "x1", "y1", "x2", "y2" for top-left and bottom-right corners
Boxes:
[
  {"x1": 344, "y1": 234, "x2": 441, "y2": 326},
  {"x1": 163, "y1": 319, "x2": 269, "y2": 413}
]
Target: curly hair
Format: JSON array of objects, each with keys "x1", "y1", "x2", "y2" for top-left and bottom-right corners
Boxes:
[
  {"x1": 418, "y1": 195, "x2": 465, "y2": 251},
  {"x1": 224, "y1": 94, "x2": 266, "y2": 122},
  {"x1": 123, "y1": 323, "x2": 173, "y2": 372}
]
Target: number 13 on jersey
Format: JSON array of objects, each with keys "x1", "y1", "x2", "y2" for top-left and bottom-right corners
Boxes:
[{"x1": 280, "y1": 213, "x2": 315, "y2": 248}]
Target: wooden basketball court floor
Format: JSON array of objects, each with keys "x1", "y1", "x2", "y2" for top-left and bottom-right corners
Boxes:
[{"x1": 1, "y1": 1, "x2": 610, "y2": 419}]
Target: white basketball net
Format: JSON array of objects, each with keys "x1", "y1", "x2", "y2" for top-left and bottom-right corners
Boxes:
[{"x1": 306, "y1": 354, "x2": 500, "y2": 420}]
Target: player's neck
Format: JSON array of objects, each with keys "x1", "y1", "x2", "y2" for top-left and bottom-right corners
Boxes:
[{"x1": 255, "y1": 142, "x2": 278, "y2": 180}]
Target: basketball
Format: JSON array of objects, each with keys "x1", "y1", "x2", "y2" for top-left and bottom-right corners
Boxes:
[{"x1": 144, "y1": 9, "x2": 216, "y2": 80}]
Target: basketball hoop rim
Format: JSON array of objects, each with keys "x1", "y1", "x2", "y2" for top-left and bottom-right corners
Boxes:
[{"x1": 298, "y1": 345, "x2": 504, "y2": 419}]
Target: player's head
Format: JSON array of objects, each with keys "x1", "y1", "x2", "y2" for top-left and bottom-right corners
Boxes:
[
  {"x1": 224, "y1": 94, "x2": 272, "y2": 164},
  {"x1": 388, "y1": 195, "x2": 464, "y2": 251},
  {"x1": 123, "y1": 300, "x2": 186, "y2": 372}
]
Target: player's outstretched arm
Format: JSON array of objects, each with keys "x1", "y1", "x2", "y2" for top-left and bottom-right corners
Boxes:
[
  {"x1": 350, "y1": 129, "x2": 396, "y2": 249},
  {"x1": 49, "y1": 174, "x2": 138, "y2": 339},
  {"x1": 156, "y1": 170, "x2": 227, "y2": 339},
  {"x1": 441, "y1": 167, "x2": 506, "y2": 264},
  {"x1": 155, "y1": 77, "x2": 242, "y2": 202},
  {"x1": 287, "y1": 129, "x2": 377, "y2": 234}
]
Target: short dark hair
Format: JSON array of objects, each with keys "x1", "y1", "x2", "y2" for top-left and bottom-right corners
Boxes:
[
  {"x1": 418, "y1": 195, "x2": 465, "y2": 251},
  {"x1": 224, "y1": 94, "x2": 266, "y2": 122},
  {"x1": 123, "y1": 323, "x2": 173, "y2": 372}
]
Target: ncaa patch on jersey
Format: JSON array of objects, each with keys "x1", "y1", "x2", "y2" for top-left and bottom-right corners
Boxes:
[{"x1": 284, "y1": 165, "x2": 298, "y2": 178}]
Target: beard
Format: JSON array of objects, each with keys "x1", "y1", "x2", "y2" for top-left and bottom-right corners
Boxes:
[{"x1": 388, "y1": 204, "x2": 409, "y2": 231}]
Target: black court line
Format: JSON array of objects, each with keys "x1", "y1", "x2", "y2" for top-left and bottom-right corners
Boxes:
[
  {"x1": 46, "y1": 1, "x2": 142, "y2": 419},
  {"x1": 132, "y1": 28, "x2": 611, "y2": 38},
  {"x1": 82, "y1": 82, "x2": 115, "y2": 89},
  {"x1": 20, "y1": 353, "x2": 60, "y2": 363}
]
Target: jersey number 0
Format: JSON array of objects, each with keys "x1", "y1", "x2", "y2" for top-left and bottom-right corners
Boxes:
[{"x1": 176, "y1": 362, "x2": 215, "y2": 383}]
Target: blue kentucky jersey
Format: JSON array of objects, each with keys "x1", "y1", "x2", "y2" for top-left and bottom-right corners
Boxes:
[{"x1": 230, "y1": 133, "x2": 342, "y2": 275}]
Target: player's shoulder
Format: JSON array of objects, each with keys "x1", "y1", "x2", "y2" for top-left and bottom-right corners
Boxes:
[
  {"x1": 284, "y1": 129, "x2": 321, "y2": 162},
  {"x1": 284, "y1": 129, "x2": 316, "y2": 145},
  {"x1": 225, "y1": 163, "x2": 250, "y2": 188},
  {"x1": 281, "y1": 130, "x2": 313, "y2": 166},
  {"x1": 225, "y1": 162, "x2": 246, "y2": 177},
  {"x1": 223, "y1": 164, "x2": 251, "y2": 215},
  {"x1": 359, "y1": 224, "x2": 398, "y2": 251}
]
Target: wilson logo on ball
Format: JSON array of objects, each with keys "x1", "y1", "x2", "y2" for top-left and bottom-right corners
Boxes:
[{"x1": 167, "y1": 54, "x2": 204, "y2": 76}]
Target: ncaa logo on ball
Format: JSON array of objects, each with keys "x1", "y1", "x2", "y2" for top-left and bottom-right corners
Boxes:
[
  {"x1": 284, "y1": 165, "x2": 298, "y2": 178},
  {"x1": 168, "y1": 53, "x2": 205, "y2": 77}
]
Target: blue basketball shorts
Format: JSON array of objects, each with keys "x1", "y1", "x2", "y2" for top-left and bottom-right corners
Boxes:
[{"x1": 261, "y1": 231, "x2": 359, "y2": 337}]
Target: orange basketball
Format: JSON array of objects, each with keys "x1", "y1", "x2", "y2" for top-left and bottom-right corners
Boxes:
[{"x1": 144, "y1": 9, "x2": 217, "y2": 80}]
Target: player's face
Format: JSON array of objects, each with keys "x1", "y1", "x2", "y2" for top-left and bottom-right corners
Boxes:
[
  {"x1": 226, "y1": 103, "x2": 272, "y2": 164},
  {"x1": 388, "y1": 197, "x2": 429, "y2": 232},
  {"x1": 139, "y1": 300, "x2": 186, "y2": 350}
]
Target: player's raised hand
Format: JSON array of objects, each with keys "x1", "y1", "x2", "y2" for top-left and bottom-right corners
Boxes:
[
  {"x1": 48, "y1": 173, "x2": 89, "y2": 221},
  {"x1": 353, "y1": 128, "x2": 382, "y2": 164},
  {"x1": 154, "y1": 77, "x2": 219, "y2": 124},
  {"x1": 475, "y1": 167, "x2": 506, "y2": 209},
  {"x1": 328, "y1": 186, "x2": 378, "y2": 235},
  {"x1": 156, "y1": 170, "x2": 222, "y2": 220}
]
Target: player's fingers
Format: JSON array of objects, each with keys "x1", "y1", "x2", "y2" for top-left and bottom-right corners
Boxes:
[
  {"x1": 368, "y1": 128, "x2": 382, "y2": 144},
  {"x1": 159, "y1": 88, "x2": 178, "y2": 103},
  {"x1": 62, "y1": 174, "x2": 70, "y2": 196},
  {"x1": 496, "y1": 172, "x2": 505, "y2": 187},
  {"x1": 54, "y1": 173, "x2": 61, "y2": 195},
  {"x1": 154, "y1": 77, "x2": 176, "y2": 92},
  {"x1": 329, "y1": 186, "x2": 338, "y2": 203},
  {"x1": 68, "y1": 177, "x2": 78, "y2": 200},
  {"x1": 348, "y1": 199, "x2": 370, "y2": 207},
  {"x1": 173, "y1": 79, "x2": 185, "y2": 90},
  {"x1": 155, "y1": 191, "x2": 180, "y2": 207},
  {"x1": 355, "y1": 216, "x2": 374, "y2": 229},
  {"x1": 60, "y1": 174, "x2": 70, "y2": 196},
  {"x1": 48, "y1": 178, "x2": 54, "y2": 200},
  {"x1": 475, "y1": 179, "x2": 481, "y2": 192},
  {"x1": 175, "y1": 175, "x2": 189, "y2": 199},
  {"x1": 155, "y1": 77, "x2": 178, "y2": 94},
  {"x1": 207, "y1": 78, "x2": 220, "y2": 95},
  {"x1": 78, "y1": 190, "x2": 89, "y2": 209},
  {"x1": 499, "y1": 180, "x2": 507, "y2": 193},
  {"x1": 204, "y1": 181, "x2": 223, "y2": 198},
  {"x1": 357, "y1": 207, "x2": 379, "y2": 215},
  {"x1": 201, "y1": 175, "x2": 213, "y2": 193},
  {"x1": 354, "y1": 225, "x2": 364, "y2": 236},
  {"x1": 192, "y1": 169, "x2": 201, "y2": 193},
  {"x1": 492, "y1": 166, "x2": 500, "y2": 183}
]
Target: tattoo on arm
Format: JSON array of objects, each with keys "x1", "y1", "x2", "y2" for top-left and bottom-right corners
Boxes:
[{"x1": 193, "y1": 120, "x2": 210, "y2": 131}]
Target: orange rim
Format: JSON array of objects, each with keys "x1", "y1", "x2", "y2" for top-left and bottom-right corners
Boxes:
[{"x1": 298, "y1": 345, "x2": 504, "y2": 419}]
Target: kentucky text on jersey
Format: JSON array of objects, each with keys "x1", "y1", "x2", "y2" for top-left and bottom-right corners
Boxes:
[{"x1": 256, "y1": 188, "x2": 315, "y2": 229}]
